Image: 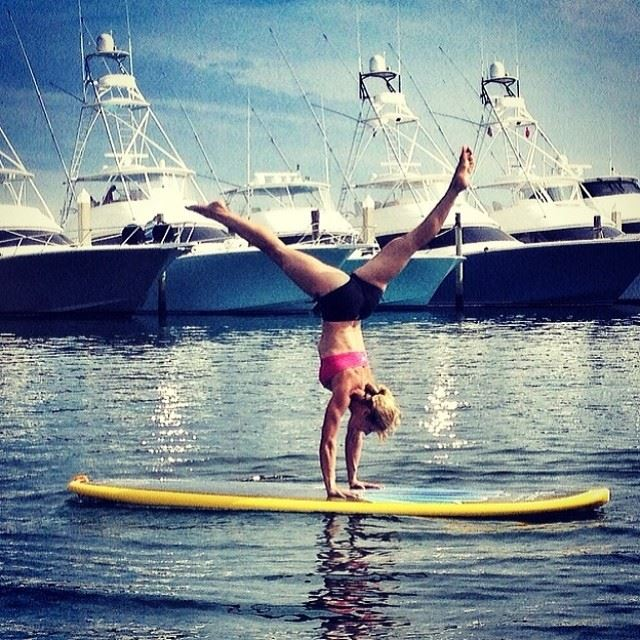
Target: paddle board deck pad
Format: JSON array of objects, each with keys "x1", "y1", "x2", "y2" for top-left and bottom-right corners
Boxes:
[{"x1": 67, "y1": 476, "x2": 610, "y2": 520}]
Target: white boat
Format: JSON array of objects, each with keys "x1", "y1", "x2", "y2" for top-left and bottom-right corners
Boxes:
[
  {"x1": 581, "y1": 175, "x2": 640, "y2": 234},
  {"x1": 224, "y1": 171, "x2": 359, "y2": 245},
  {"x1": 62, "y1": 29, "x2": 351, "y2": 314},
  {"x1": 474, "y1": 61, "x2": 640, "y2": 303},
  {"x1": 475, "y1": 61, "x2": 622, "y2": 242},
  {"x1": 0, "y1": 121, "x2": 180, "y2": 316},
  {"x1": 61, "y1": 31, "x2": 227, "y2": 247},
  {"x1": 336, "y1": 54, "x2": 640, "y2": 307}
]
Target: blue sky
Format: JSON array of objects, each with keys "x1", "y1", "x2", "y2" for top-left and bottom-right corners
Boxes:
[{"x1": 1, "y1": 0, "x2": 639, "y2": 216}]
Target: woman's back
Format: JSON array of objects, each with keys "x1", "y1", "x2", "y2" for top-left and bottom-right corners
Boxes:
[{"x1": 318, "y1": 320, "x2": 366, "y2": 357}]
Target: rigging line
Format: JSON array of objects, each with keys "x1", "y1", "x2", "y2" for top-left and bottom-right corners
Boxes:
[
  {"x1": 48, "y1": 82, "x2": 84, "y2": 104},
  {"x1": 162, "y1": 71, "x2": 225, "y2": 196},
  {"x1": 483, "y1": 100, "x2": 550, "y2": 217},
  {"x1": 386, "y1": 44, "x2": 486, "y2": 211},
  {"x1": 268, "y1": 27, "x2": 357, "y2": 203},
  {"x1": 180, "y1": 101, "x2": 224, "y2": 197},
  {"x1": 226, "y1": 70, "x2": 292, "y2": 172},
  {"x1": 436, "y1": 47, "x2": 483, "y2": 137},
  {"x1": 310, "y1": 103, "x2": 361, "y2": 124},
  {"x1": 432, "y1": 111, "x2": 483, "y2": 126},
  {"x1": 337, "y1": 103, "x2": 368, "y2": 212},
  {"x1": 246, "y1": 90, "x2": 250, "y2": 188},
  {"x1": 320, "y1": 33, "x2": 358, "y2": 83},
  {"x1": 0, "y1": 110, "x2": 49, "y2": 213},
  {"x1": 249, "y1": 104, "x2": 292, "y2": 171},
  {"x1": 395, "y1": 0, "x2": 401, "y2": 77},
  {"x1": 356, "y1": 3, "x2": 362, "y2": 73},
  {"x1": 320, "y1": 95, "x2": 330, "y2": 184},
  {"x1": 437, "y1": 44, "x2": 478, "y2": 100},
  {"x1": 387, "y1": 42, "x2": 455, "y2": 161},
  {"x1": 8, "y1": 10, "x2": 73, "y2": 196},
  {"x1": 354, "y1": 71, "x2": 427, "y2": 207},
  {"x1": 306, "y1": 11, "x2": 357, "y2": 83}
]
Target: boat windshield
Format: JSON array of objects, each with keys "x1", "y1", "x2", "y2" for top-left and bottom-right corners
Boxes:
[
  {"x1": 237, "y1": 185, "x2": 330, "y2": 214},
  {"x1": 414, "y1": 225, "x2": 514, "y2": 250},
  {"x1": 364, "y1": 179, "x2": 448, "y2": 210},
  {"x1": 520, "y1": 184, "x2": 577, "y2": 202},
  {"x1": 513, "y1": 226, "x2": 623, "y2": 243},
  {"x1": 582, "y1": 178, "x2": 640, "y2": 197}
]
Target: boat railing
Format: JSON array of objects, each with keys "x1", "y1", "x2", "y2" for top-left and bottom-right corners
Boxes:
[
  {"x1": 292, "y1": 229, "x2": 361, "y2": 247},
  {"x1": 0, "y1": 229, "x2": 70, "y2": 253}
]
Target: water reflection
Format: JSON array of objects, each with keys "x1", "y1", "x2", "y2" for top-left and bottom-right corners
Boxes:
[
  {"x1": 421, "y1": 367, "x2": 467, "y2": 464},
  {"x1": 144, "y1": 379, "x2": 196, "y2": 475},
  {"x1": 307, "y1": 515, "x2": 408, "y2": 639}
]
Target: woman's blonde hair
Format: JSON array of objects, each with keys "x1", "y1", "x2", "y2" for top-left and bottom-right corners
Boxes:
[{"x1": 365, "y1": 383, "x2": 401, "y2": 439}]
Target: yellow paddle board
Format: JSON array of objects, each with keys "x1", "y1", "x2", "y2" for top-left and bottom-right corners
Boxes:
[{"x1": 67, "y1": 475, "x2": 610, "y2": 520}]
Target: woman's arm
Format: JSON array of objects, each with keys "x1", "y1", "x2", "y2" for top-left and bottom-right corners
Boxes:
[
  {"x1": 319, "y1": 390, "x2": 358, "y2": 499},
  {"x1": 346, "y1": 426, "x2": 382, "y2": 490}
]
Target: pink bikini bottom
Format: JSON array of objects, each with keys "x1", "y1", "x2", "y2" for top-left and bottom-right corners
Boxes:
[{"x1": 319, "y1": 351, "x2": 369, "y2": 389}]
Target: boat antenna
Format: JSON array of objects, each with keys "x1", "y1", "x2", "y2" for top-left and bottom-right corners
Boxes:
[
  {"x1": 78, "y1": 0, "x2": 86, "y2": 88},
  {"x1": 356, "y1": 3, "x2": 362, "y2": 74},
  {"x1": 8, "y1": 10, "x2": 73, "y2": 194},
  {"x1": 246, "y1": 90, "x2": 251, "y2": 187},
  {"x1": 320, "y1": 95, "x2": 330, "y2": 184},
  {"x1": 268, "y1": 27, "x2": 355, "y2": 200},
  {"x1": 125, "y1": 0, "x2": 134, "y2": 75},
  {"x1": 230, "y1": 69, "x2": 292, "y2": 172},
  {"x1": 395, "y1": 0, "x2": 401, "y2": 76}
]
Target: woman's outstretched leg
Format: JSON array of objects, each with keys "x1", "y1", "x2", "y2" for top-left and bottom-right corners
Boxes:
[
  {"x1": 187, "y1": 202, "x2": 349, "y2": 298},
  {"x1": 354, "y1": 146, "x2": 474, "y2": 290}
]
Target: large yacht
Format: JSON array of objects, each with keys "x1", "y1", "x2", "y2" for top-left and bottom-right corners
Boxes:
[{"x1": 0, "y1": 119, "x2": 180, "y2": 315}]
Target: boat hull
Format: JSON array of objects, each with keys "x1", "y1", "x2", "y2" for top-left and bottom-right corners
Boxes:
[
  {"x1": 428, "y1": 238, "x2": 640, "y2": 307},
  {"x1": 141, "y1": 244, "x2": 353, "y2": 314},
  {"x1": 0, "y1": 245, "x2": 181, "y2": 316}
]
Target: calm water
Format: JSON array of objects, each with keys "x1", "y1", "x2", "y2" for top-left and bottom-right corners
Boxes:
[{"x1": 1, "y1": 308, "x2": 639, "y2": 639}]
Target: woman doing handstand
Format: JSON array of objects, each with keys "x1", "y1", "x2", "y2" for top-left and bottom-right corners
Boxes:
[{"x1": 188, "y1": 146, "x2": 474, "y2": 500}]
